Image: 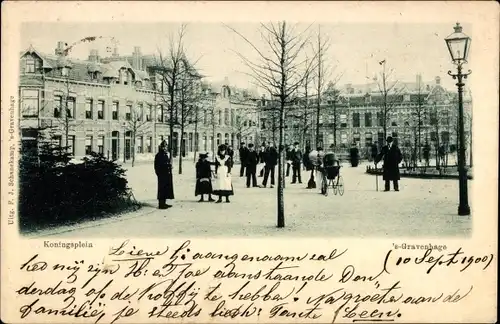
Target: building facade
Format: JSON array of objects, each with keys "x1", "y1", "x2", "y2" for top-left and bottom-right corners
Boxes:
[{"x1": 18, "y1": 42, "x2": 260, "y2": 161}]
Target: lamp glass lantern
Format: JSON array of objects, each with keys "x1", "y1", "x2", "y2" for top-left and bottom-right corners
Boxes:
[{"x1": 445, "y1": 23, "x2": 471, "y2": 64}]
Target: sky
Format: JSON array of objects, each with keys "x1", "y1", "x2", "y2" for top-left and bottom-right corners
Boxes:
[{"x1": 20, "y1": 22, "x2": 472, "y2": 92}]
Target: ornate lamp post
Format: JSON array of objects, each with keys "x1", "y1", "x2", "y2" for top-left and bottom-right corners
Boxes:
[{"x1": 445, "y1": 22, "x2": 471, "y2": 216}]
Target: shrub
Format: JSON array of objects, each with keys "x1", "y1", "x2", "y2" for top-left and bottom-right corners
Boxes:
[{"x1": 19, "y1": 134, "x2": 135, "y2": 232}]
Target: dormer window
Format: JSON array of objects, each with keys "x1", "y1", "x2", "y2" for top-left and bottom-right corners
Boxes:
[
  {"x1": 135, "y1": 81, "x2": 142, "y2": 88},
  {"x1": 403, "y1": 94, "x2": 411, "y2": 102},
  {"x1": 61, "y1": 67, "x2": 69, "y2": 77},
  {"x1": 26, "y1": 58, "x2": 35, "y2": 73},
  {"x1": 124, "y1": 71, "x2": 129, "y2": 85}
]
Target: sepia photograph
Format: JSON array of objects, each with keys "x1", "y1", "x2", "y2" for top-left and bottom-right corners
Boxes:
[
  {"x1": 16, "y1": 21, "x2": 475, "y2": 238},
  {"x1": 2, "y1": 2, "x2": 497, "y2": 323}
]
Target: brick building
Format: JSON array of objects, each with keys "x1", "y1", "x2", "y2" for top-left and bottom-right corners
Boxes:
[{"x1": 18, "y1": 42, "x2": 260, "y2": 161}]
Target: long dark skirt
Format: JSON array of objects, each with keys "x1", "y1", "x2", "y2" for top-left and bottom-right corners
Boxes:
[
  {"x1": 157, "y1": 174, "x2": 174, "y2": 200},
  {"x1": 195, "y1": 178, "x2": 213, "y2": 196}
]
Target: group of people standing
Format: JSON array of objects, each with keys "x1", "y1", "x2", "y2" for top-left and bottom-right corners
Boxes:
[{"x1": 154, "y1": 136, "x2": 405, "y2": 209}]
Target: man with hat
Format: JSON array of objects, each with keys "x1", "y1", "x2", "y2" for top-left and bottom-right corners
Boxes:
[
  {"x1": 375, "y1": 136, "x2": 403, "y2": 191},
  {"x1": 291, "y1": 142, "x2": 303, "y2": 184},
  {"x1": 245, "y1": 143, "x2": 259, "y2": 188},
  {"x1": 239, "y1": 142, "x2": 248, "y2": 177}
]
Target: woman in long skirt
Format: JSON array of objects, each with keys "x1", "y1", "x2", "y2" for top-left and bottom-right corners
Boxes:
[
  {"x1": 154, "y1": 141, "x2": 174, "y2": 209},
  {"x1": 195, "y1": 153, "x2": 214, "y2": 202},
  {"x1": 213, "y1": 145, "x2": 234, "y2": 203}
]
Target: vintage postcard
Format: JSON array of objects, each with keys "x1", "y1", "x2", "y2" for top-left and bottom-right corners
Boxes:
[{"x1": 1, "y1": 1, "x2": 498, "y2": 323}]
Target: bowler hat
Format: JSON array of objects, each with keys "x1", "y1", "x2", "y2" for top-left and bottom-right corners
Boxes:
[
  {"x1": 248, "y1": 143, "x2": 254, "y2": 148},
  {"x1": 386, "y1": 136, "x2": 393, "y2": 143}
]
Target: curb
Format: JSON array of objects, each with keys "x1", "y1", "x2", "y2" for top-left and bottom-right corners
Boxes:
[{"x1": 25, "y1": 206, "x2": 158, "y2": 238}]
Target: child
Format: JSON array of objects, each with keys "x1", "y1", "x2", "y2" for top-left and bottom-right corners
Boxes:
[{"x1": 195, "y1": 153, "x2": 215, "y2": 202}]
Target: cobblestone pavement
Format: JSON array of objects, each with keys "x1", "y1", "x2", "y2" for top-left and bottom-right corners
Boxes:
[{"x1": 36, "y1": 160, "x2": 472, "y2": 238}]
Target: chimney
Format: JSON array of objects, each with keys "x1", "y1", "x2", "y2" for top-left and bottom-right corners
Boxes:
[
  {"x1": 416, "y1": 74, "x2": 422, "y2": 89},
  {"x1": 435, "y1": 76, "x2": 441, "y2": 85},
  {"x1": 112, "y1": 46, "x2": 119, "y2": 58},
  {"x1": 88, "y1": 49, "x2": 100, "y2": 63},
  {"x1": 132, "y1": 46, "x2": 142, "y2": 70},
  {"x1": 55, "y1": 41, "x2": 66, "y2": 56}
]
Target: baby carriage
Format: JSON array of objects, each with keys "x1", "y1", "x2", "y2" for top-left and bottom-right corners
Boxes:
[{"x1": 319, "y1": 153, "x2": 344, "y2": 196}]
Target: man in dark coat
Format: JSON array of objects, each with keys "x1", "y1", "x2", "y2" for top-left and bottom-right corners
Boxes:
[
  {"x1": 285, "y1": 144, "x2": 292, "y2": 177},
  {"x1": 261, "y1": 142, "x2": 278, "y2": 188},
  {"x1": 154, "y1": 142, "x2": 174, "y2": 209},
  {"x1": 375, "y1": 136, "x2": 403, "y2": 192},
  {"x1": 225, "y1": 142, "x2": 234, "y2": 173},
  {"x1": 350, "y1": 143, "x2": 360, "y2": 167},
  {"x1": 245, "y1": 143, "x2": 259, "y2": 188},
  {"x1": 291, "y1": 142, "x2": 303, "y2": 184},
  {"x1": 371, "y1": 142, "x2": 378, "y2": 162},
  {"x1": 239, "y1": 142, "x2": 248, "y2": 177}
]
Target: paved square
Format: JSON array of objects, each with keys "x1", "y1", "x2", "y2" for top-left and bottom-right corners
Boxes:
[{"x1": 34, "y1": 160, "x2": 472, "y2": 238}]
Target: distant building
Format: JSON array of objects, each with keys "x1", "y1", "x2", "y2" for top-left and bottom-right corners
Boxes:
[{"x1": 18, "y1": 42, "x2": 260, "y2": 161}]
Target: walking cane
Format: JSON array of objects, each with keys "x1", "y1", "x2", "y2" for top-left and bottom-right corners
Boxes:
[{"x1": 375, "y1": 163, "x2": 379, "y2": 191}]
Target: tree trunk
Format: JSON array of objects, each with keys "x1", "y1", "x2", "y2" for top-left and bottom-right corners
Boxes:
[
  {"x1": 333, "y1": 101, "x2": 337, "y2": 146},
  {"x1": 131, "y1": 132, "x2": 136, "y2": 167},
  {"x1": 193, "y1": 116, "x2": 198, "y2": 163},
  {"x1": 277, "y1": 100, "x2": 285, "y2": 228},
  {"x1": 179, "y1": 126, "x2": 184, "y2": 174}
]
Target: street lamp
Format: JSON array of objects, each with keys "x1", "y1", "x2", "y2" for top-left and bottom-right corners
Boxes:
[{"x1": 445, "y1": 22, "x2": 471, "y2": 216}]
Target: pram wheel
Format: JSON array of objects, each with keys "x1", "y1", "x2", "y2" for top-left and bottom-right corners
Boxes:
[{"x1": 337, "y1": 176, "x2": 344, "y2": 196}]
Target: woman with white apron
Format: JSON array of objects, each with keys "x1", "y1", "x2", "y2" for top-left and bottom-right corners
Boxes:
[{"x1": 213, "y1": 145, "x2": 234, "y2": 203}]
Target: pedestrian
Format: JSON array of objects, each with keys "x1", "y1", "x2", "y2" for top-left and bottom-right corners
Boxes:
[
  {"x1": 285, "y1": 144, "x2": 292, "y2": 177},
  {"x1": 258, "y1": 143, "x2": 266, "y2": 177},
  {"x1": 225, "y1": 142, "x2": 234, "y2": 173},
  {"x1": 195, "y1": 153, "x2": 215, "y2": 202},
  {"x1": 371, "y1": 142, "x2": 378, "y2": 162},
  {"x1": 438, "y1": 145, "x2": 446, "y2": 168},
  {"x1": 260, "y1": 142, "x2": 278, "y2": 188},
  {"x1": 350, "y1": 143, "x2": 360, "y2": 167},
  {"x1": 291, "y1": 142, "x2": 303, "y2": 184},
  {"x1": 239, "y1": 142, "x2": 248, "y2": 177},
  {"x1": 375, "y1": 136, "x2": 403, "y2": 192},
  {"x1": 423, "y1": 143, "x2": 431, "y2": 167},
  {"x1": 154, "y1": 141, "x2": 174, "y2": 209},
  {"x1": 246, "y1": 143, "x2": 259, "y2": 188},
  {"x1": 213, "y1": 145, "x2": 234, "y2": 203}
]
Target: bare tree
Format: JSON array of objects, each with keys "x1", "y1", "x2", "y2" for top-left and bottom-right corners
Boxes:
[
  {"x1": 322, "y1": 78, "x2": 343, "y2": 147},
  {"x1": 53, "y1": 72, "x2": 83, "y2": 154},
  {"x1": 226, "y1": 22, "x2": 316, "y2": 228},
  {"x1": 312, "y1": 25, "x2": 332, "y2": 148},
  {"x1": 412, "y1": 78, "x2": 426, "y2": 161},
  {"x1": 174, "y1": 59, "x2": 203, "y2": 174},
  {"x1": 376, "y1": 60, "x2": 402, "y2": 141},
  {"x1": 155, "y1": 24, "x2": 189, "y2": 160},
  {"x1": 123, "y1": 104, "x2": 150, "y2": 167},
  {"x1": 232, "y1": 105, "x2": 257, "y2": 144}
]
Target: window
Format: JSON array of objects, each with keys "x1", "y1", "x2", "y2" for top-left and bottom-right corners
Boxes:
[
  {"x1": 217, "y1": 133, "x2": 222, "y2": 146},
  {"x1": 68, "y1": 135, "x2": 75, "y2": 156},
  {"x1": 341, "y1": 132, "x2": 348, "y2": 144},
  {"x1": 145, "y1": 104, "x2": 151, "y2": 121},
  {"x1": 353, "y1": 133, "x2": 361, "y2": 143},
  {"x1": 22, "y1": 89, "x2": 39, "y2": 117},
  {"x1": 441, "y1": 131, "x2": 450, "y2": 143},
  {"x1": 365, "y1": 95, "x2": 371, "y2": 104},
  {"x1": 352, "y1": 113, "x2": 360, "y2": 127},
  {"x1": 52, "y1": 135, "x2": 62, "y2": 148},
  {"x1": 97, "y1": 100, "x2": 104, "y2": 119},
  {"x1": 85, "y1": 99, "x2": 93, "y2": 119},
  {"x1": 218, "y1": 110, "x2": 222, "y2": 125},
  {"x1": 203, "y1": 135, "x2": 207, "y2": 151},
  {"x1": 85, "y1": 136, "x2": 93, "y2": 155},
  {"x1": 147, "y1": 137, "x2": 152, "y2": 153},
  {"x1": 137, "y1": 136, "x2": 143, "y2": 153},
  {"x1": 26, "y1": 58, "x2": 35, "y2": 73},
  {"x1": 403, "y1": 94, "x2": 411, "y2": 102},
  {"x1": 195, "y1": 133, "x2": 199, "y2": 151},
  {"x1": 364, "y1": 112, "x2": 372, "y2": 127},
  {"x1": 189, "y1": 133, "x2": 193, "y2": 152},
  {"x1": 137, "y1": 104, "x2": 143, "y2": 121},
  {"x1": 97, "y1": 136, "x2": 104, "y2": 154},
  {"x1": 67, "y1": 98, "x2": 76, "y2": 119},
  {"x1": 377, "y1": 112, "x2": 384, "y2": 127},
  {"x1": 430, "y1": 131, "x2": 438, "y2": 142},
  {"x1": 391, "y1": 121, "x2": 397, "y2": 127},
  {"x1": 61, "y1": 67, "x2": 69, "y2": 77},
  {"x1": 203, "y1": 110, "x2": 208, "y2": 125},
  {"x1": 112, "y1": 102, "x2": 119, "y2": 120},
  {"x1": 157, "y1": 105, "x2": 164, "y2": 122},
  {"x1": 340, "y1": 114, "x2": 347, "y2": 128},
  {"x1": 54, "y1": 96, "x2": 62, "y2": 117},
  {"x1": 365, "y1": 133, "x2": 373, "y2": 146},
  {"x1": 126, "y1": 104, "x2": 132, "y2": 121},
  {"x1": 224, "y1": 108, "x2": 229, "y2": 125}
]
